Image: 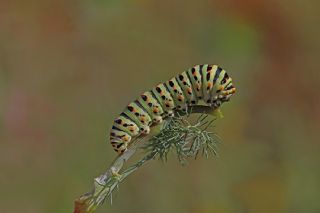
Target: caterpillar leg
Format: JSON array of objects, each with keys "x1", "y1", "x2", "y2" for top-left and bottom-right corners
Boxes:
[
  {"x1": 211, "y1": 99, "x2": 222, "y2": 108},
  {"x1": 110, "y1": 128, "x2": 131, "y2": 153},
  {"x1": 140, "y1": 126, "x2": 150, "y2": 134},
  {"x1": 218, "y1": 87, "x2": 236, "y2": 102},
  {"x1": 152, "y1": 115, "x2": 163, "y2": 124},
  {"x1": 167, "y1": 110, "x2": 174, "y2": 117},
  {"x1": 222, "y1": 87, "x2": 236, "y2": 96}
]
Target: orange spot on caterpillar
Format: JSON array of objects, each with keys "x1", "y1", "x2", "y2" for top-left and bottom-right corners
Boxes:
[
  {"x1": 177, "y1": 95, "x2": 184, "y2": 102},
  {"x1": 196, "y1": 84, "x2": 201, "y2": 91},
  {"x1": 122, "y1": 135, "x2": 130, "y2": 141}
]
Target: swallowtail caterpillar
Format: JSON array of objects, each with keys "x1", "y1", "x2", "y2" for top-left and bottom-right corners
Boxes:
[{"x1": 110, "y1": 64, "x2": 236, "y2": 153}]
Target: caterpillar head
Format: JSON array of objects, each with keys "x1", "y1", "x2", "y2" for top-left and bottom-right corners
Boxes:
[
  {"x1": 110, "y1": 139, "x2": 128, "y2": 154},
  {"x1": 115, "y1": 144, "x2": 128, "y2": 153}
]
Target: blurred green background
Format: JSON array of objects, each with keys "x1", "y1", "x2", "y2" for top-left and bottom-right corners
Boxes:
[{"x1": 1, "y1": 0, "x2": 320, "y2": 212}]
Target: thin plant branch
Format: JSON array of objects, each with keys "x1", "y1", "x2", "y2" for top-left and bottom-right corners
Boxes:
[{"x1": 74, "y1": 105, "x2": 223, "y2": 213}]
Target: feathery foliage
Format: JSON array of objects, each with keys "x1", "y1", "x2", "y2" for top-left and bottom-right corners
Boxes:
[{"x1": 74, "y1": 107, "x2": 222, "y2": 213}]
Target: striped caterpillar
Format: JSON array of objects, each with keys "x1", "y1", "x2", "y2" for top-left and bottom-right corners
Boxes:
[{"x1": 110, "y1": 64, "x2": 236, "y2": 153}]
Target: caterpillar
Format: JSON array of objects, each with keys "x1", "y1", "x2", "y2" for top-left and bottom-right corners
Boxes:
[{"x1": 109, "y1": 64, "x2": 236, "y2": 153}]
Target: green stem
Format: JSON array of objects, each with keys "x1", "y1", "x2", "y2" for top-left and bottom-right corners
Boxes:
[{"x1": 74, "y1": 105, "x2": 219, "y2": 213}]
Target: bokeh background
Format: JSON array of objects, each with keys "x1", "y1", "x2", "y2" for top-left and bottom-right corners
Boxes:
[{"x1": 1, "y1": 0, "x2": 320, "y2": 212}]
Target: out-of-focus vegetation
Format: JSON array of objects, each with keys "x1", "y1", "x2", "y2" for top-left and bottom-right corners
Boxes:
[{"x1": 1, "y1": 1, "x2": 320, "y2": 213}]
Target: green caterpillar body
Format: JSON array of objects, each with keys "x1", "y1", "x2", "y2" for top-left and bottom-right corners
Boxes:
[{"x1": 110, "y1": 64, "x2": 236, "y2": 153}]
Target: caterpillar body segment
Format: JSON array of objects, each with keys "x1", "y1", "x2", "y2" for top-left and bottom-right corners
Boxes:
[
  {"x1": 175, "y1": 72, "x2": 198, "y2": 106},
  {"x1": 110, "y1": 128, "x2": 131, "y2": 153},
  {"x1": 201, "y1": 64, "x2": 218, "y2": 104},
  {"x1": 209, "y1": 67, "x2": 225, "y2": 106},
  {"x1": 123, "y1": 102, "x2": 151, "y2": 134},
  {"x1": 137, "y1": 91, "x2": 164, "y2": 124},
  {"x1": 220, "y1": 76, "x2": 236, "y2": 102},
  {"x1": 110, "y1": 128, "x2": 131, "y2": 142},
  {"x1": 219, "y1": 72, "x2": 235, "y2": 96},
  {"x1": 165, "y1": 77, "x2": 187, "y2": 111},
  {"x1": 109, "y1": 64, "x2": 236, "y2": 153},
  {"x1": 186, "y1": 65, "x2": 203, "y2": 101},
  {"x1": 152, "y1": 83, "x2": 175, "y2": 117},
  {"x1": 113, "y1": 115, "x2": 140, "y2": 136},
  {"x1": 214, "y1": 68, "x2": 226, "y2": 94}
]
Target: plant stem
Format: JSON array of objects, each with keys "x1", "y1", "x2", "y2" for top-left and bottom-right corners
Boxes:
[{"x1": 73, "y1": 105, "x2": 219, "y2": 213}]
